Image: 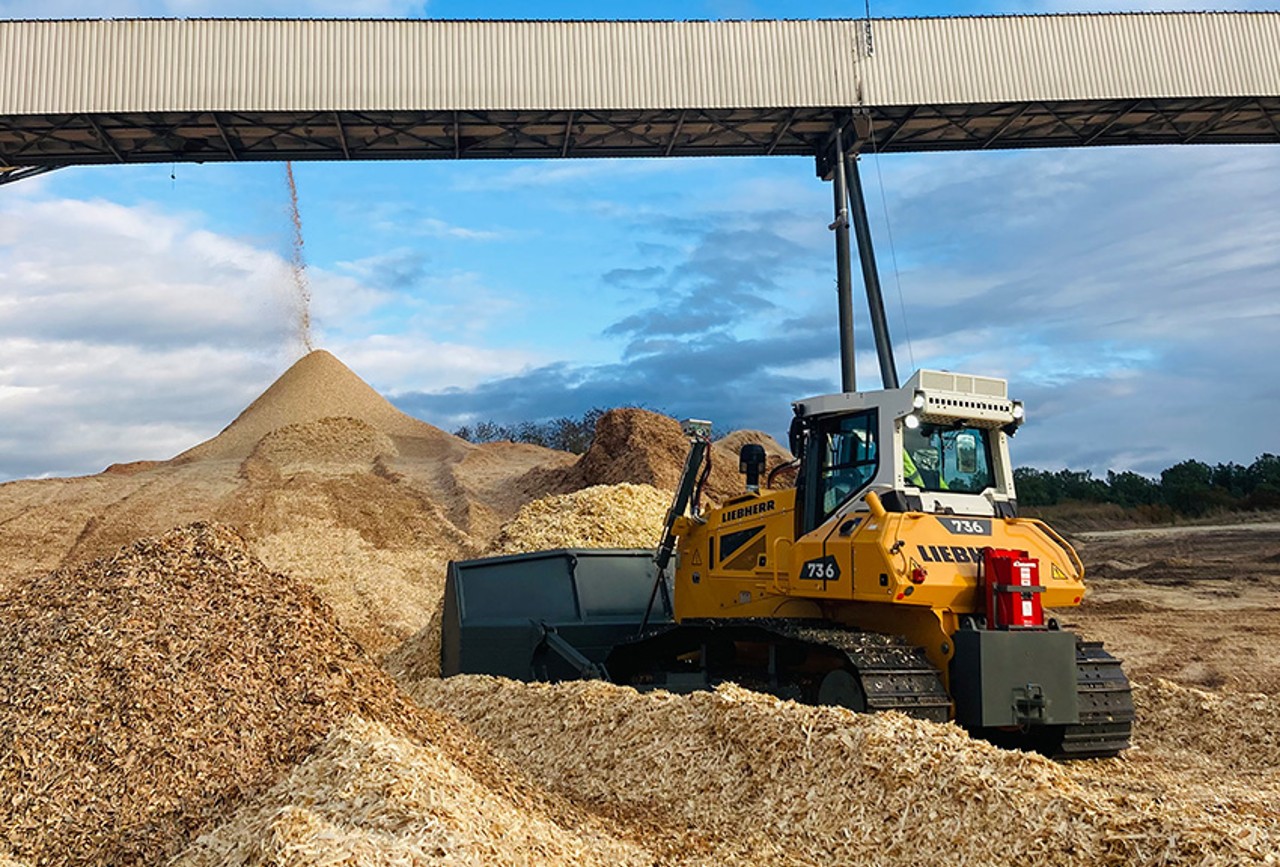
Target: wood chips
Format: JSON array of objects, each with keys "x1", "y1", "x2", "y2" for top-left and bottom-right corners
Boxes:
[
  {"x1": 486, "y1": 482, "x2": 670, "y2": 555},
  {"x1": 414, "y1": 676, "x2": 1280, "y2": 867},
  {"x1": 0, "y1": 523, "x2": 468, "y2": 866},
  {"x1": 174, "y1": 716, "x2": 654, "y2": 866}
]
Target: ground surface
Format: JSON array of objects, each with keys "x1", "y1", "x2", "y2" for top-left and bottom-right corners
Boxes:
[{"x1": 1069, "y1": 520, "x2": 1280, "y2": 695}]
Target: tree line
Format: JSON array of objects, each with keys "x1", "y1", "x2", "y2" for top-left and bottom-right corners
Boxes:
[
  {"x1": 1014, "y1": 454, "x2": 1280, "y2": 516},
  {"x1": 453, "y1": 408, "x2": 607, "y2": 455},
  {"x1": 455, "y1": 409, "x2": 1279, "y2": 518}
]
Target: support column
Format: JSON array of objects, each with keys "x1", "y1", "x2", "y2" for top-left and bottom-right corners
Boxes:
[
  {"x1": 845, "y1": 153, "x2": 899, "y2": 390},
  {"x1": 830, "y1": 127, "x2": 857, "y2": 394}
]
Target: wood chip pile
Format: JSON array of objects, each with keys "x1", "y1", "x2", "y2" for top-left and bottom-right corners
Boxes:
[
  {"x1": 416, "y1": 676, "x2": 1280, "y2": 867},
  {"x1": 174, "y1": 716, "x2": 655, "y2": 866},
  {"x1": 525, "y1": 409, "x2": 792, "y2": 507},
  {"x1": 487, "y1": 483, "x2": 670, "y2": 555},
  {"x1": 172, "y1": 349, "x2": 461, "y2": 464},
  {"x1": 241, "y1": 416, "x2": 398, "y2": 477},
  {"x1": 0, "y1": 523, "x2": 482, "y2": 866},
  {"x1": 1130, "y1": 678, "x2": 1280, "y2": 771}
]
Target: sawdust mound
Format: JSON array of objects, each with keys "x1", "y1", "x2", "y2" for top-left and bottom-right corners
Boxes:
[
  {"x1": 552, "y1": 409, "x2": 688, "y2": 491},
  {"x1": 173, "y1": 349, "x2": 461, "y2": 463},
  {"x1": 1132, "y1": 678, "x2": 1280, "y2": 772},
  {"x1": 0, "y1": 523, "x2": 452, "y2": 866},
  {"x1": 174, "y1": 716, "x2": 653, "y2": 866},
  {"x1": 530, "y1": 409, "x2": 792, "y2": 505},
  {"x1": 487, "y1": 483, "x2": 669, "y2": 555},
  {"x1": 416, "y1": 677, "x2": 1278, "y2": 866},
  {"x1": 715, "y1": 428, "x2": 796, "y2": 486},
  {"x1": 243, "y1": 416, "x2": 398, "y2": 476}
]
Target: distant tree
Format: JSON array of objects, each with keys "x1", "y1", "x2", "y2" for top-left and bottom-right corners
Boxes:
[
  {"x1": 452, "y1": 407, "x2": 613, "y2": 454},
  {"x1": 1161, "y1": 459, "x2": 1217, "y2": 516},
  {"x1": 1016, "y1": 452, "x2": 1280, "y2": 518},
  {"x1": 1013, "y1": 467, "x2": 1056, "y2": 506},
  {"x1": 1245, "y1": 453, "x2": 1280, "y2": 509},
  {"x1": 1052, "y1": 468, "x2": 1109, "y2": 503},
  {"x1": 1106, "y1": 470, "x2": 1161, "y2": 508},
  {"x1": 548, "y1": 408, "x2": 604, "y2": 454},
  {"x1": 1209, "y1": 461, "x2": 1249, "y2": 499},
  {"x1": 513, "y1": 420, "x2": 548, "y2": 449}
]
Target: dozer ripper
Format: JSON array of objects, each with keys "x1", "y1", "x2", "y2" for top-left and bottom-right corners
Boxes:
[{"x1": 440, "y1": 131, "x2": 1134, "y2": 759}]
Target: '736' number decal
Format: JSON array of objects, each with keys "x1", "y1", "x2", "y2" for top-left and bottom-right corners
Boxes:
[
  {"x1": 801, "y1": 555, "x2": 841, "y2": 582},
  {"x1": 937, "y1": 517, "x2": 991, "y2": 536}
]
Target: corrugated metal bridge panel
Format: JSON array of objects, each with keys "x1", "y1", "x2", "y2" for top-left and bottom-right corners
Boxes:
[
  {"x1": 862, "y1": 13, "x2": 1280, "y2": 105},
  {"x1": 0, "y1": 19, "x2": 863, "y2": 114},
  {"x1": 0, "y1": 15, "x2": 1278, "y2": 172}
]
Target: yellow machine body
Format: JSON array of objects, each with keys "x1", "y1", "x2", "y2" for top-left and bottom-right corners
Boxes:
[
  {"x1": 672, "y1": 487, "x2": 1085, "y2": 683},
  {"x1": 671, "y1": 368, "x2": 1089, "y2": 686}
]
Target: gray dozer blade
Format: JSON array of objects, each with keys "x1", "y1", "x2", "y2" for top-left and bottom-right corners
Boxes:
[{"x1": 441, "y1": 548, "x2": 670, "y2": 683}]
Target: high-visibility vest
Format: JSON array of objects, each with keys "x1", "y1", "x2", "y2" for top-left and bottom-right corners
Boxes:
[
  {"x1": 903, "y1": 450, "x2": 925, "y2": 488},
  {"x1": 903, "y1": 450, "x2": 948, "y2": 490}
]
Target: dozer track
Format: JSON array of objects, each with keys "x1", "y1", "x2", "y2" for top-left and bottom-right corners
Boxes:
[
  {"x1": 1048, "y1": 640, "x2": 1135, "y2": 760},
  {"x1": 979, "y1": 638, "x2": 1135, "y2": 760},
  {"x1": 604, "y1": 619, "x2": 952, "y2": 722}
]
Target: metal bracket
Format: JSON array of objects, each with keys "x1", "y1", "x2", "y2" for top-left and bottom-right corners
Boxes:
[
  {"x1": 1012, "y1": 682, "x2": 1048, "y2": 724},
  {"x1": 532, "y1": 623, "x2": 608, "y2": 681},
  {"x1": 814, "y1": 119, "x2": 853, "y2": 180}
]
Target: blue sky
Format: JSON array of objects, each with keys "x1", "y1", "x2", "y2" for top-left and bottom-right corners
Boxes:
[{"x1": 1, "y1": 0, "x2": 1278, "y2": 481}]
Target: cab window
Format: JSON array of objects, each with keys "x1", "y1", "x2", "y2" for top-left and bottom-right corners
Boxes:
[
  {"x1": 902, "y1": 423, "x2": 995, "y2": 494},
  {"x1": 812, "y1": 410, "x2": 878, "y2": 524}
]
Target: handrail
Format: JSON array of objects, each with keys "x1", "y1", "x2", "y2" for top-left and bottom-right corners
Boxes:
[
  {"x1": 771, "y1": 536, "x2": 794, "y2": 596},
  {"x1": 1013, "y1": 516, "x2": 1086, "y2": 579}
]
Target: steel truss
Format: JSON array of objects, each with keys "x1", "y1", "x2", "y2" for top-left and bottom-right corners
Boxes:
[{"x1": 1, "y1": 97, "x2": 1278, "y2": 180}]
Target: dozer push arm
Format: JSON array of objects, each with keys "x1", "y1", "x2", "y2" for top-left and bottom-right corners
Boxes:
[
  {"x1": 639, "y1": 419, "x2": 712, "y2": 633},
  {"x1": 532, "y1": 624, "x2": 609, "y2": 681}
]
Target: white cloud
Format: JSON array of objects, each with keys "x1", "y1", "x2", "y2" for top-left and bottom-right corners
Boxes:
[
  {"x1": 353, "y1": 202, "x2": 505, "y2": 241},
  {"x1": 0, "y1": 191, "x2": 541, "y2": 481},
  {"x1": 0, "y1": 339, "x2": 279, "y2": 477},
  {"x1": 0, "y1": 198, "x2": 298, "y2": 348},
  {"x1": 328, "y1": 333, "x2": 543, "y2": 394}
]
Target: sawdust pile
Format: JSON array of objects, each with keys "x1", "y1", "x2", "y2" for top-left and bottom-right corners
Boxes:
[
  {"x1": 0, "y1": 523, "x2": 456, "y2": 866},
  {"x1": 0, "y1": 353, "x2": 787, "y2": 667},
  {"x1": 528, "y1": 409, "x2": 792, "y2": 507},
  {"x1": 172, "y1": 349, "x2": 460, "y2": 464},
  {"x1": 715, "y1": 428, "x2": 797, "y2": 486},
  {"x1": 1131, "y1": 678, "x2": 1280, "y2": 771},
  {"x1": 487, "y1": 483, "x2": 670, "y2": 555},
  {"x1": 416, "y1": 676, "x2": 1279, "y2": 866},
  {"x1": 242, "y1": 416, "x2": 398, "y2": 477},
  {"x1": 175, "y1": 716, "x2": 654, "y2": 866}
]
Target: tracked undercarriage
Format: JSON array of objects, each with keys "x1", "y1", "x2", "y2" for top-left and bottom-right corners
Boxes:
[{"x1": 605, "y1": 619, "x2": 1133, "y2": 759}]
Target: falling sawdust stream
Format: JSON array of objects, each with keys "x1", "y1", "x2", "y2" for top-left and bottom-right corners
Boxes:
[{"x1": 285, "y1": 161, "x2": 314, "y2": 353}]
